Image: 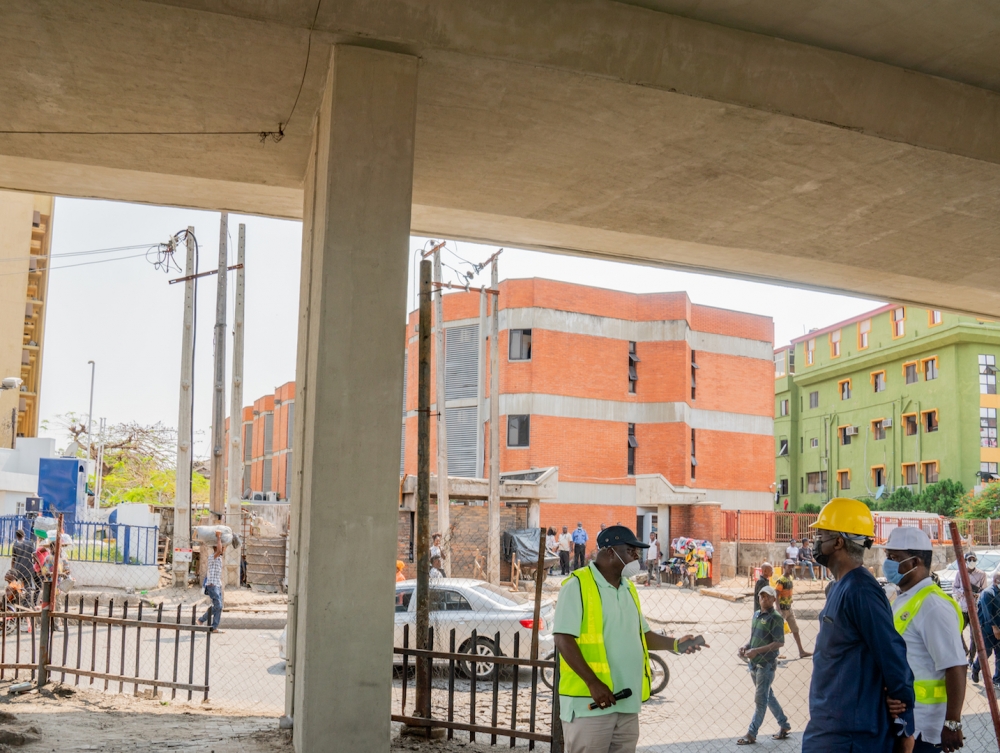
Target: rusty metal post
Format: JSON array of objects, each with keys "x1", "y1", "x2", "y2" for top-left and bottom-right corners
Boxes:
[
  {"x1": 950, "y1": 521, "x2": 1000, "y2": 750},
  {"x1": 531, "y1": 528, "x2": 545, "y2": 661},
  {"x1": 37, "y1": 513, "x2": 63, "y2": 687},
  {"x1": 414, "y1": 259, "x2": 433, "y2": 719}
]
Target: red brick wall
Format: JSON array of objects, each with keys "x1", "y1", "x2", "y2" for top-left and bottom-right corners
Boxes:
[
  {"x1": 693, "y1": 351, "x2": 773, "y2": 416},
  {"x1": 539, "y1": 503, "x2": 635, "y2": 557}
]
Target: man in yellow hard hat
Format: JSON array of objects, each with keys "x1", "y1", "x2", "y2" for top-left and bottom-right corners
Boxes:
[{"x1": 802, "y1": 498, "x2": 915, "y2": 753}]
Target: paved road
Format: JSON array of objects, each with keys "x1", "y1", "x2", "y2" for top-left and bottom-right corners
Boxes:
[{"x1": 0, "y1": 620, "x2": 286, "y2": 713}]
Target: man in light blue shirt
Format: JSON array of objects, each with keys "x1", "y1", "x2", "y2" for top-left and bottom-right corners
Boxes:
[{"x1": 571, "y1": 522, "x2": 588, "y2": 570}]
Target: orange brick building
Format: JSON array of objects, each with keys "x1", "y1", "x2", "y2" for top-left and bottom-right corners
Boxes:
[{"x1": 229, "y1": 279, "x2": 774, "y2": 565}]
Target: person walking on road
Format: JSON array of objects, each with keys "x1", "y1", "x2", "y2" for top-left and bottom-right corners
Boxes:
[
  {"x1": 559, "y1": 526, "x2": 572, "y2": 576},
  {"x1": 774, "y1": 569, "x2": 812, "y2": 659},
  {"x1": 971, "y1": 571, "x2": 1000, "y2": 686},
  {"x1": 645, "y1": 533, "x2": 661, "y2": 587},
  {"x1": 572, "y1": 523, "x2": 588, "y2": 570},
  {"x1": 753, "y1": 563, "x2": 772, "y2": 613},
  {"x1": 198, "y1": 531, "x2": 225, "y2": 633},
  {"x1": 546, "y1": 527, "x2": 559, "y2": 576},
  {"x1": 802, "y1": 498, "x2": 915, "y2": 753},
  {"x1": 956, "y1": 553, "x2": 985, "y2": 661},
  {"x1": 883, "y1": 526, "x2": 966, "y2": 753},
  {"x1": 553, "y1": 525, "x2": 705, "y2": 753},
  {"x1": 737, "y1": 585, "x2": 790, "y2": 745}
]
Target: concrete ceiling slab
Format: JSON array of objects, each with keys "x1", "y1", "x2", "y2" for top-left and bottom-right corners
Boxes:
[{"x1": 1, "y1": 0, "x2": 999, "y2": 316}]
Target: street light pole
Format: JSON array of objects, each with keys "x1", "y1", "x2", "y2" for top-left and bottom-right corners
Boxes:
[{"x1": 86, "y1": 360, "x2": 95, "y2": 459}]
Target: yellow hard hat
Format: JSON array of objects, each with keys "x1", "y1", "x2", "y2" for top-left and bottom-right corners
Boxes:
[{"x1": 808, "y1": 497, "x2": 875, "y2": 538}]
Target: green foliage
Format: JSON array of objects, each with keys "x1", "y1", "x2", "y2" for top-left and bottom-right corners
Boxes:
[
  {"x1": 798, "y1": 503, "x2": 821, "y2": 514},
  {"x1": 100, "y1": 459, "x2": 209, "y2": 507},
  {"x1": 870, "y1": 480, "x2": 965, "y2": 515},
  {"x1": 957, "y1": 483, "x2": 1000, "y2": 519}
]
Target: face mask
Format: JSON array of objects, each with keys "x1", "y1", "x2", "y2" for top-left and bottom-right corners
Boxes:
[
  {"x1": 813, "y1": 538, "x2": 831, "y2": 568},
  {"x1": 612, "y1": 548, "x2": 641, "y2": 580},
  {"x1": 883, "y1": 556, "x2": 918, "y2": 585},
  {"x1": 968, "y1": 561, "x2": 977, "y2": 572}
]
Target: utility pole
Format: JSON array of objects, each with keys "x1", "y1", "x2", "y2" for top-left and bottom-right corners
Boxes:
[
  {"x1": 476, "y1": 288, "x2": 486, "y2": 479},
  {"x1": 414, "y1": 259, "x2": 432, "y2": 719},
  {"x1": 433, "y1": 247, "x2": 450, "y2": 575},
  {"x1": 86, "y1": 360, "x2": 95, "y2": 458},
  {"x1": 225, "y1": 224, "x2": 246, "y2": 586},
  {"x1": 94, "y1": 417, "x2": 106, "y2": 504},
  {"x1": 173, "y1": 227, "x2": 196, "y2": 587},
  {"x1": 209, "y1": 212, "x2": 228, "y2": 522},
  {"x1": 488, "y1": 256, "x2": 501, "y2": 584}
]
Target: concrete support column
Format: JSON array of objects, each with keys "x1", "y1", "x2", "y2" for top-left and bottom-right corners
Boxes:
[
  {"x1": 527, "y1": 500, "x2": 540, "y2": 529},
  {"x1": 289, "y1": 44, "x2": 418, "y2": 753}
]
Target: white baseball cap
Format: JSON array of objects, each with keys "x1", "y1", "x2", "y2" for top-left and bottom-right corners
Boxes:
[
  {"x1": 759, "y1": 585, "x2": 777, "y2": 598},
  {"x1": 882, "y1": 526, "x2": 933, "y2": 552}
]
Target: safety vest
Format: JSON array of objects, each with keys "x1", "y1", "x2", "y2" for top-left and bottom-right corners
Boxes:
[
  {"x1": 893, "y1": 583, "x2": 964, "y2": 705},
  {"x1": 558, "y1": 566, "x2": 651, "y2": 702}
]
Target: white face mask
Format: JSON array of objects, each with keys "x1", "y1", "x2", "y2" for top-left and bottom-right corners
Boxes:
[
  {"x1": 968, "y1": 561, "x2": 977, "y2": 571},
  {"x1": 612, "y1": 548, "x2": 641, "y2": 580}
]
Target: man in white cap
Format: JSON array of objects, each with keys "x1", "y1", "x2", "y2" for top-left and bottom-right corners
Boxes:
[
  {"x1": 737, "y1": 585, "x2": 790, "y2": 745},
  {"x1": 884, "y1": 526, "x2": 967, "y2": 752}
]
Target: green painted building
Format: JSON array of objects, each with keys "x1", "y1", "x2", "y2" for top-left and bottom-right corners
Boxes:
[{"x1": 774, "y1": 304, "x2": 1000, "y2": 510}]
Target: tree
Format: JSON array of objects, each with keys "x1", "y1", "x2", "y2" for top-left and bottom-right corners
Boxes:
[
  {"x1": 798, "y1": 503, "x2": 821, "y2": 514},
  {"x1": 45, "y1": 412, "x2": 208, "y2": 507},
  {"x1": 918, "y1": 479, "x2": 965, "y2": 516},
  {"x1": 957, "y1": 483, "x2": 1000, "y2": 519},
  {"x1": 876, "y1": 486, "x2": 918, "y2": 512}
]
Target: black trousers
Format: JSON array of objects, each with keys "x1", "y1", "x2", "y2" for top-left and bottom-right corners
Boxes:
[
  {"x1": 559, "y1": 551, "x2": 570, "y2": 575},
  {"x1": 573, "y1": 543, "x2": 586, "y2": 570}
]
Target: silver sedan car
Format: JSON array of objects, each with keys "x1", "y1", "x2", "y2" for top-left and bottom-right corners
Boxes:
[{"x1": 395, "y1": 578, "x2": 555, "y2": 680}]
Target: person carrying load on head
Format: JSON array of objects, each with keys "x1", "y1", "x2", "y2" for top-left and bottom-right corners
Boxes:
[
  {"x1": 801, "y1": 498, "x2": 915, "y2": 753},
  {"x1": 553, "y1": 525, "x2": 706, "y2": 753},
  {"x1": 882, "y1": 527, "x2": 966, "y2": 752}
]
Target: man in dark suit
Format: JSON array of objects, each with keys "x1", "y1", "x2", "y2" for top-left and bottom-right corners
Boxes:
[{"x1": 972, "y1": 570, "x2": 1000, "y2": 685}]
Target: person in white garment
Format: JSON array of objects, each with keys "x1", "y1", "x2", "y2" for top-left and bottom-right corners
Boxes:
[{"x1": 882, "y1": 527, "x2": 966, "y2": 753}]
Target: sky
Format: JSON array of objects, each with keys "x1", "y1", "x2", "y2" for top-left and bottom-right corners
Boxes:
[{"x1": 37, "y1": 197, "x2": 882, "y2": 456}]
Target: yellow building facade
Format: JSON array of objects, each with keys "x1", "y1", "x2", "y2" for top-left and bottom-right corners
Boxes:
[{"x1": 0, "y1": 192, "x2": 54, "y2": 446}]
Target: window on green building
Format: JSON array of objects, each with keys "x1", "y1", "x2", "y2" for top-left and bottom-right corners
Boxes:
[
  {"x1": 809, "y1": 391, "x2": 819, "y2": 409},
  {"x1": 892, "y1": 307, "x2": 906, "y2": 338},
  {"x1": 904, "y1": 362, "x2": 918, "y2": 384},
  {"x1": 923, "y1": 357, "x2": 938, "y2": 381},
  {"x1": 778, "y1": 399, "x2": 789, "y2": 417},
  {"x1": 840, "y1": 426, "x2": 853, "y2": 445},
  {"x1": 858, "y1": 319, "x2": 871, "y2": 350},
  {"x1": 810, "y1": 437, "x2": 819, "y2": 448},
  {"x1": 806, "y1": 471, "x2": 826, "y2": 494},
  {"x1": 839, "y1": 379, "x2": 851, "y2": 400},
  {"x1": 980, "y1": 355, "x2": 996, "y2": 394},
  {"x1": 774, "y1": 350, "x2": 786, "y2": 378},
  {"x1": 903, "y1": 463, "x2": 918, "y2": 486},
  {"x1": 982, "y1": 408, "x2": 997, "y2": 448},
  {"x1": 929, "y1": 310, "x2": 943, "y2": 326},
  {"x1": 923, "y1": 462, "x2": 939, "y2": 484},
  {"x1": 838, "y1": 470, "x2": 850, "y2": 491},
  {"x1": 981, "y1": 462, "x2": 998, "y2": 479},
  {"x1": 904, "y1": 414, "x2": 918, "y2": 436},
  {"x1": 779, "y1": 478, "x2": 789, "y2": 495},
  {"x1": 830, "y1": 329, "x2": 841, "y2": 358},
  {"x1": 872, "y1": 466, "x2": 886, "y2": 487},
  {"x1": 872, "y1": 371, "x2": 886, "y2": 392},
  {"x1": 924, "y1": 410, "x2": 938, "y2": 433},
  {"x1": 872, "y1": 419, "x2": 886, "y2": 441}
]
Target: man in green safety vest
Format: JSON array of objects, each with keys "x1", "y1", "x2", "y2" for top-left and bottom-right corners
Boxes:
[
  {"x1": 883, "y1": 526, "x2": 967, "y2": 752},
  {"x1": 553, "y1": 525, "x2": 706, "y2": 753}
]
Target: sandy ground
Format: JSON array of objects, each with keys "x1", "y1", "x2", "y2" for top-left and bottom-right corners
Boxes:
[{"x1": 0, "y1": 682, "x2": 289, "y2": 752}]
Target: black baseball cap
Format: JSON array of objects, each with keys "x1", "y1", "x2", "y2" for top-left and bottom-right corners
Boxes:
[{"x1": 597, "y1": 525, "x2": 649, "y2": 549}]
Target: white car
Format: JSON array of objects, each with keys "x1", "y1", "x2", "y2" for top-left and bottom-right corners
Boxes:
[
  {"x1": 395, "y1": 578, "x2": 555, "y2": 680},
  {"x1": 934, "y1": 550, "x2": 1000, "y2": 596}
]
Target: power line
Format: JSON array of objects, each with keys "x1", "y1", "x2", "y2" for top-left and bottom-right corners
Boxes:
[
  {"x1": 0, "y1": 252, "x2": 148, "y2": 277},
  {"x1": 282, "y1": 0, "x2": 324, "y2": 133},
  {"x1": 0, "y1": 243, "x2": 160, "y2": 264}
]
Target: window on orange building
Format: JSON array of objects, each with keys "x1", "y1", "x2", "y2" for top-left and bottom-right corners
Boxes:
[
  {"x1": 627, "y1": 423, "x2": 637, "y2": 475},
  {"x1": 691, "y1": 350, "x2": 697, "y2": 400},
  {"x1": 509, "y1": 329, "x2": 532, "y2": 361},
  {"x1": 628, "y1": 341, "x2": 639, "y2": 393},
  {"x1": 690, "y1": 429, "x2": 697, "y2": 480},
  {"x1": 507, "y1": 415, "x2": 530, "y2": 447}
]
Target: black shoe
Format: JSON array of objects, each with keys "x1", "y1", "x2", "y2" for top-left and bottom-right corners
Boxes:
[{"x1": 972, "y1": 665, "x2": 981, "y2": 683}]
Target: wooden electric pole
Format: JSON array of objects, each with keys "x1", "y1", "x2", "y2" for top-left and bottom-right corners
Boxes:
[
  {"x1": 487, "y1": 257, "x2": 501, "y2": 584},
  {"x1": 225, "y1": 223, "x2": 246, "y2": 585},
  {"x1": 209, "y1": 212, "x2": 228, "y2": 521},
  {"x1": 173, "y1": 227, "x2": 196, "y2": 587},
  {"x1": 433, "y1": 247, "x2": 450, "y2": 575},
  {"x1": 415, "y1": 259, "x2": 433, "y2": 718}
]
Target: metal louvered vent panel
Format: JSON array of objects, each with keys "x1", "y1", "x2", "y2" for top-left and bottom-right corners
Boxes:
[
  {"x1": 264, "y1": 413, "x2": 274, "y2": 455},
  {"x1": 244, "y1": 424, "x2": 253, "y2": 461},
  {"x1": 262, "y1": 458, "x2": 272, "y2": 492},
  {"x1": 446, "y1": 406, "x2": 478, "y2": 477},
  {"x1": 445, "y1": 325, "x2": 479, "y2": 400}
]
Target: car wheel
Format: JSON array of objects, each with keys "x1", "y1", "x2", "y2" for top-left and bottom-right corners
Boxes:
[
  {"x1": 649, "y1": 653, "x2": 669, "y2": 695},
  {"x1": 459, "y1": 637, "x2": 499, "y2": 681}
]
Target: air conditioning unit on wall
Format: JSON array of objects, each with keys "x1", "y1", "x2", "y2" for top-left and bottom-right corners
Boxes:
[
  {"x1": 845, "y1": 426, "x2": 859, "y2": 436},
  {"x1": 882, "y1": 418, "x2": 893, "y2": 428}
]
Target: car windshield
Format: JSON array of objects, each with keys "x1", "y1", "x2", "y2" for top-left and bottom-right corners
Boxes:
[
  {"x1": 945, "y1": 554, "x2": 1000, "y2": 571},
  {"x1": 473, "y1": 583, "x2": 531, "y2": 606}
]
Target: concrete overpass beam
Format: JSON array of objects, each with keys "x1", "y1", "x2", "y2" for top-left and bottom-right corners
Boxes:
[{"x1": 290, "y1": 44, "x2": 417, "y2": 753}]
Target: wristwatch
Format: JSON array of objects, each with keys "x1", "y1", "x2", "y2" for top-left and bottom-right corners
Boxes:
[{"x1": 944, "y1": 720, "x2": 963, "y2": 732}]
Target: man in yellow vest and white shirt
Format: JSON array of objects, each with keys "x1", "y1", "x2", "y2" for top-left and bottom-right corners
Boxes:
[
  {"x1": 883, "y1": 526, "x2": 967, "y2": 752},
  {"x1": 553, "y1": 525, "x2": 705, "y2": 753}
]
